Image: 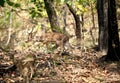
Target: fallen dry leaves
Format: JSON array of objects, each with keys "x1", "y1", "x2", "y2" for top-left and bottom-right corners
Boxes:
[{"x1": 0, "y1": 48, "x2": 120, "y2": 83}]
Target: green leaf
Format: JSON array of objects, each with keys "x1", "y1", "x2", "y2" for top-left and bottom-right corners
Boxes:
[
  {"x1": 30, "y1": 0, "x2": 36, "y2": 2},
  {"x1": 6, "y1": 0, "x2": 20, "y2": 7}
]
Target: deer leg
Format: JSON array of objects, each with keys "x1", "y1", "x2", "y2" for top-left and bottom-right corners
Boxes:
[
  {"x1": 53, "y1": 43, "x2": 61, "y2": 54},
  {"x1": 64, "y1": 41, "x2": 73, "y2": 54},
  {"x1": 54, "y1": 43, "x2": 59, "y2": 49}
]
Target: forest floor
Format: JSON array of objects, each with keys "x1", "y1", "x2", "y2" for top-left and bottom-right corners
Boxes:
[
  {"x1": 0, "y1": 10, "x2": 120, "y2": 83},
  {"x1": 0, "y1": 47, "x2": 120, "y2": 83}
]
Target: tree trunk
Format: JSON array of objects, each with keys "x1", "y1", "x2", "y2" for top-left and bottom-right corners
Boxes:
[
  {"x1": 6, "y1": 9, "x2": 12, "y2": 49},
  {"x1": 80, "y1": 14, "x2": 84, "y2": 27},
  {"x1": 67, "y1": 4, "x2": 81, "y2": 46},
  {"x1": 90, "y1": 2, "x2": 96, "y2": 46},
  {"x1": 97, "y1": 0, "x2": 108, "y2": 54},
  {"x1": 106, "y1": 0, "x2": 120, "y2": 61},
  {"x1": 63, "y1": 5, "x2": 67, "y2": 33},
  {"x1": 44, "y1": 0, "x2": 60, "y2": 32}
]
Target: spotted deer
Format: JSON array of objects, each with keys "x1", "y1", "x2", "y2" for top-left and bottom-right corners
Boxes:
[{"x1": 34, "y1": 32, "x2": 73, "y2": 53}]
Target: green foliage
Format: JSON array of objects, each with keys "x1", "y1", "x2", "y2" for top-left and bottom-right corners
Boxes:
[
  {"x1": 30, "y1": 0, "x2": 36, "y2": 2},
  {"x1": 29, "y1": 0, "x2": 47, "y2": 18},
  {"x1": 29, "y1": 7, "x2": 42, "y2": 18},
  {"x1": 6, "y1": 11, "x2": 11, "y2": 20},
  {"x1": 6, "y1": 0, "x2": 20, "y2": 7},
  {"x1": 0, "y1": 0, "x2": 20, "y2": 7},
  {"x1": 58, "y1": 0, "x2": 89, "y2": 15},
  {"x1": 0, "y1": 8, "x2": 11, "y2": 29},
  {"x1": 0, "y1": 0, "x2": 5, "y2": 7},
  {"x1": 65, "y1": 0, "x2": 96, "y2": 14}
]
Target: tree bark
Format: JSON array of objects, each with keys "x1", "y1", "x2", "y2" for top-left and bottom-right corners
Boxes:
[
  {"x1": 44, "y1": 0, "x2": 60, "y2": 32},
  {"x1": 90, "y1": 2, "x2": 96, "y2": 46},
  {"x1": 106, "y1": 0, "x2": 120, "y2": 61},
  {"x1": 97, "y1": 0, "x2": 108, "y2": 54},
  {"x1": 67, "y1": 4, "x2": 81, "y2": 46},
  {"x1": 63, "y1": 5, "x2": 67, "y2": 33}
]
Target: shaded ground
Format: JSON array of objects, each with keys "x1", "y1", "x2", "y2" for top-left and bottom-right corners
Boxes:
[{"x1": 0, "y1": 48, "x2": 120, "y2": 83}]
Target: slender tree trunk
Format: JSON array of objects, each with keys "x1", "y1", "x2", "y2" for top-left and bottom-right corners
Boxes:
[
  {"x1": 6, "y1": 9, "x2": 12, "y2": 48},
  {"x1": 97, "y1": 0, "x2": 108, "y2": 54},
  {"x1": 67, "y1": 4, "x2": 81, "y2": 46},
  {"x1": 44, "y1": 0, "x2": 60, "y2": 32},
  {"x1": 106, "y1": 0, "x2": 120, "y2": 61},
  {"x1": 63, "y1": 4, "x2": 67, "y2": 33},
  {"x1": 80, "y1": 14, "x2": 84, "y2": 27},
  {"x1": 90, "y1": 3, "x2": 96, "y2": 46}
]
